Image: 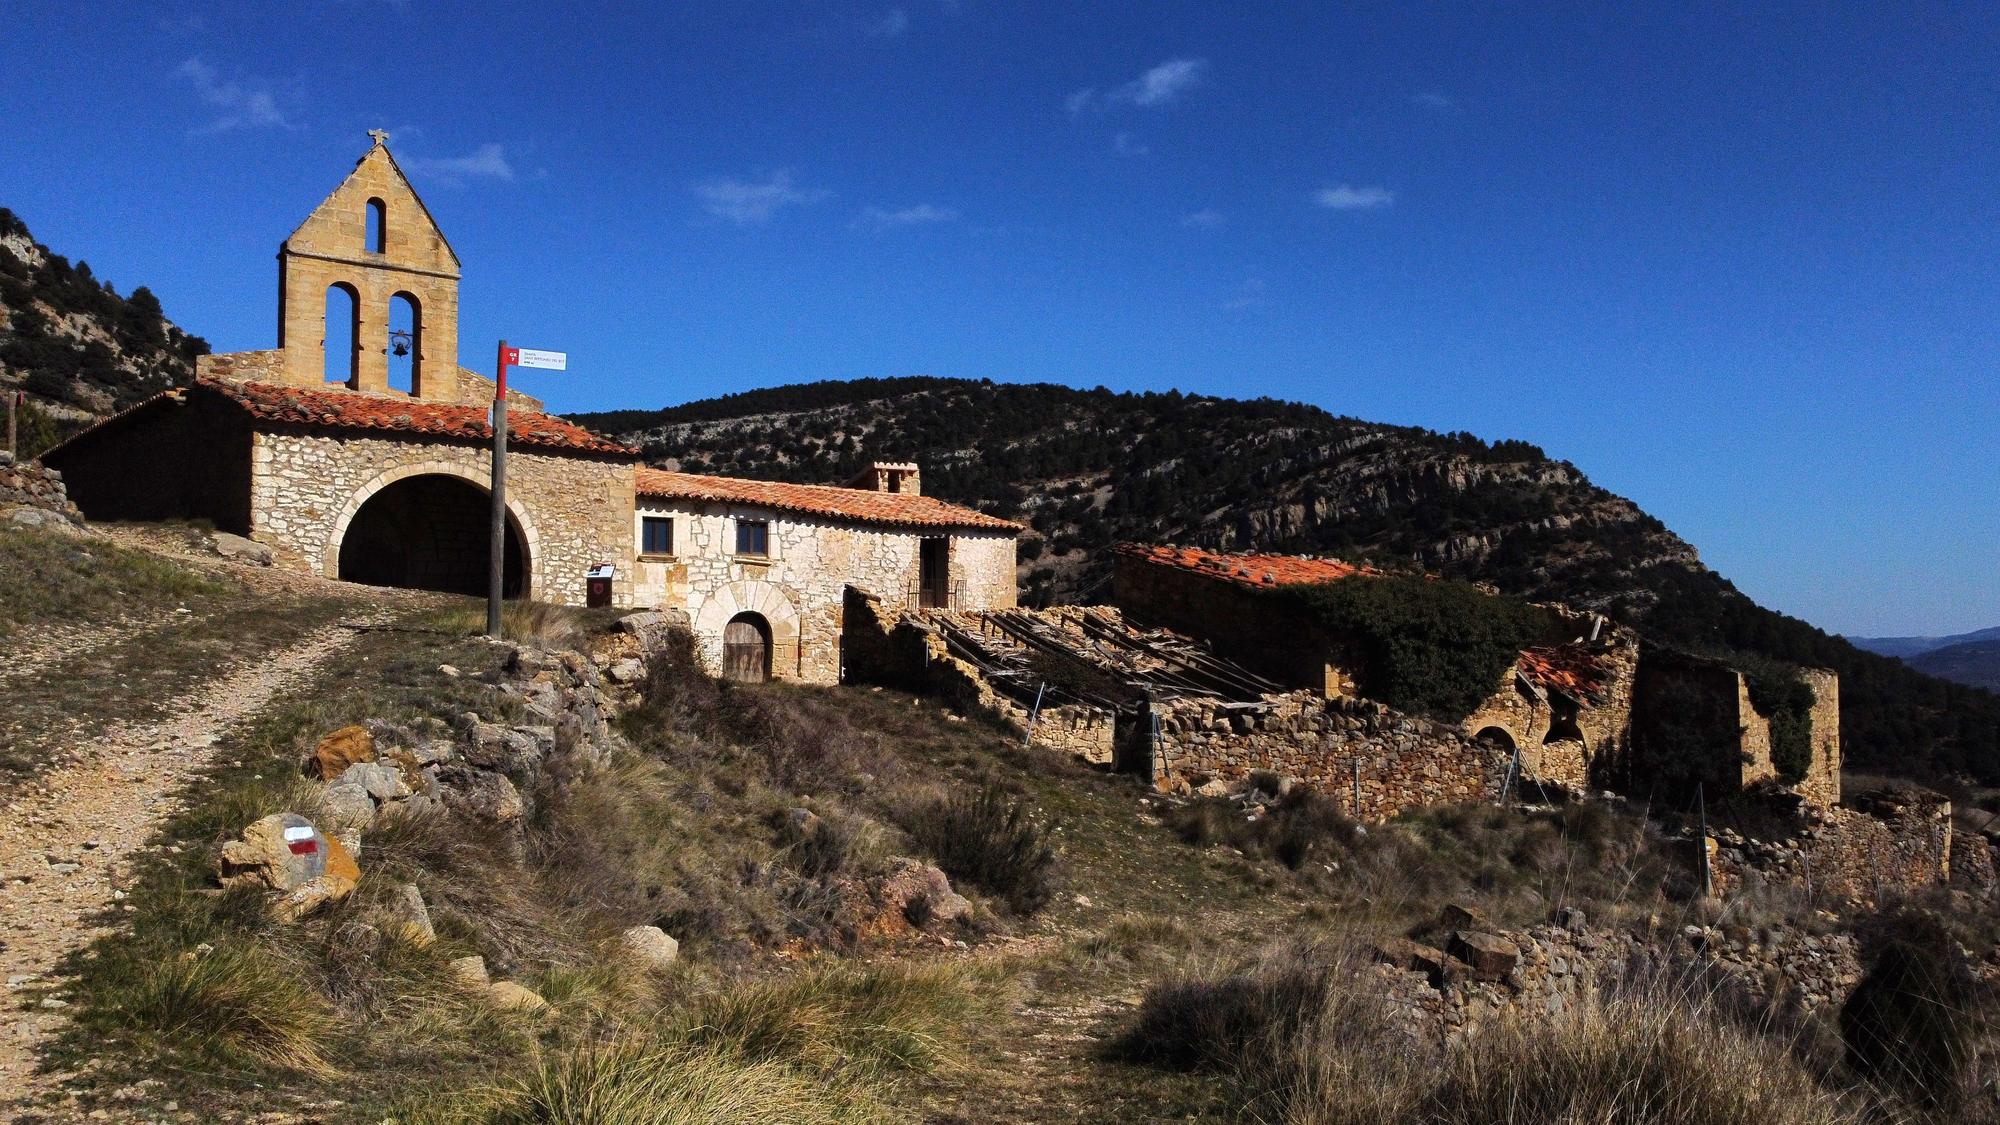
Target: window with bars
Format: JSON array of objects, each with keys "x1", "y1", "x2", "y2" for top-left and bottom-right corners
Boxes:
[{"x1": 641, "y1": 516, "x2": 673, "y2": 556}]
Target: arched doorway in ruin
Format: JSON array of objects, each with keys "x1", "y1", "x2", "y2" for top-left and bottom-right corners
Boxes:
[
  {"x1": 1474, "y1": 726, "x2": 1518, "y2": 753},
  {"x1": 722, "y1": 612, "x2": 773, "y2": 683},
  {"x1": 336, "y1": 473, "x2": 527, "y2": 597}
]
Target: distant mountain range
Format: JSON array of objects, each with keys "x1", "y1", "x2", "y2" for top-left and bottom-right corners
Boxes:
[
  {"x1": 1850, "y1": 627, "x2": 2000, "y2": 691},
  {"x1": 576, "y1": 376, "x2": 2000, "y2": 786}
]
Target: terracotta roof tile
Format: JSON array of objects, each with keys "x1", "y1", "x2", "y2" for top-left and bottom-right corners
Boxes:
[
  {"x1": 1519, "y1": 645, "x2": 1609, "y2": 699},
  {"x1": 636, "y1": 467, "x2": 1020, "y2": 532},
  {"x1": 1114, "y1": 543, "x2": 1375, "y2": 588},
  {"x1": 200, "y1": 378, "x2": 635, "y2": 456}
]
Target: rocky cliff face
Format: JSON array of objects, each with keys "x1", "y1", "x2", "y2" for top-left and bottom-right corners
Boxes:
[{"x1": 0, "y1": 208, "x2": 209, "y2": 435}]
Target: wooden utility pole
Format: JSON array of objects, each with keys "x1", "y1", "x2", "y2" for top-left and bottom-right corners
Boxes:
[{"x1": 487, "y1": 340, "x2": 510, "y2": 637}]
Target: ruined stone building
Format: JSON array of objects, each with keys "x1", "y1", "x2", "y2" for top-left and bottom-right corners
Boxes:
[{"x1": 42, "y1": 136, "x2": 1020, "y2": 682}]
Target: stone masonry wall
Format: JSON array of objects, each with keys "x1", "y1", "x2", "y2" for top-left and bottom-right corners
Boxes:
[
  {"x1": 252, "y1": 430, "x2": 636, "y2": 607},
  {"x1": 0, "y1": 455, "x2": 80, "y2": 523},
  {"x1": 1143, "y1": 692, "x2": 1507, "y2": 821},
  {"x1": 1460, "y1": 634, "x2": 1638, "y2": 794},
  {"x1": 1709, "y1": 789, "x2": 1951, "y2": 905},
  {"x1": 631, "y1": 499, "x2": 1016, "y2": 685}
]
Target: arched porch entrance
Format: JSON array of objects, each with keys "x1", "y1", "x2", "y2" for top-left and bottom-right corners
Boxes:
[{"x1": 336, "y1": 473, "x2": 527, "y2": 597}]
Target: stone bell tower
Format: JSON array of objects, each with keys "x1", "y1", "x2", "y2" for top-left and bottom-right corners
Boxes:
[{"x1": 273, "y1": 132, "x2": 464, "y2": 400}]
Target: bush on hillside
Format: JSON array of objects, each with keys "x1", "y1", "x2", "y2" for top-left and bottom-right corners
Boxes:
[
  {"x1": 1840, "y1": 909, "x2": 1979, "y2": 1115},
  {"x1": 901, "y1": 785, "x2": 1060, "y2": 914},
  {"x1": 1280, "y1": 575, "x2": 1546, "y2": 722}
]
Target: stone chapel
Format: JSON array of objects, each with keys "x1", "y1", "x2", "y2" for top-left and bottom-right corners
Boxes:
[{"x1": 43, "y1": 135, "x2": 1020, "y2": 684}]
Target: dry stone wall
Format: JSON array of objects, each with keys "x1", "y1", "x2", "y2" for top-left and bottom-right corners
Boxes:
[
  {"x1": 253, "y1": 430, "x2": 636, "y2": 606},
  {"x1": 1707, "y1": 788, "x2": 1953, "y2": 905},
  {"x1": 1142, "y1": 692, "x2": 1507, "y2": 821},
  {"x1": 0, "y1": 454, "x2": 79, "y2": 524}
]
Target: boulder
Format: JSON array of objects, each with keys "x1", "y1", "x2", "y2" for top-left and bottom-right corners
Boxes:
[
  {"x1": 319, "y1": 782, "x2": 377, "y2": 835},
  {"x1": 879, "y1": 858, "x2": 972, "y2": 927},
  {"x1": 272, "y1": 872, "x2": 357, "y2": 923},
  {"x1": 1373, "y1": 938, "x2": 1469, "y2": 988},
  {"x1": 339, "y1": 761, "x2": 413, "y2": 803},
  {"x1": 619, "y1": 925, "x2": 680, "y2": 971},
  {"x1": 210, "y1": 531, "x2": 272, "y2": 566},
  {"x1": 217, "y1": 812, "x2": 356, "y2": 892},
  {"x1": 1446, "y1": 931, "x2": 1521, "y2": 982},
  {"x1": 440, "y1": 769, "x2": 526, "y2": 824},
  {"x1": 312, "y1": 725, "x2": 376, "y2": 781},
  {"x1": 606, "y1": 658, "x2": 646, "y2": 685},
  {"x1": 486, "y1": 981, "x2": 550, "y2": 1013},
  {"x1": 382, "y1": 883, "x2": 436, "y2": 947},
  {"x1": 1436, "y1": 902, "x2": 1491, "y2": 934},
  {"x1": 449, "y1": 955, "x2": 491, "y2": 989},
  {"x1": 465, "y1": 722, "x2": 546, "y2": 787}
]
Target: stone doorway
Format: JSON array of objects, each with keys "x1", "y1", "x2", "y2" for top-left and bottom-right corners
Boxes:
[
  {"x1": 723, "y1": 612, "x2": 772, "y2": 682},
  {"x1": 337, "y1": 473, "x2": 526, "y2": 597}
]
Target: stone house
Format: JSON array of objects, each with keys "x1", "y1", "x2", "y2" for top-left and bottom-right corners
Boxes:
[
  {"x1": 40, "y1": 135, "x2": 1022, "y2": 678},
  {"x1": 631, "y1": 467, "x2": 1019, "y2": 684},
  {"x1": 1630, "y1": 648, "x2": 1841, "y2": 807}
]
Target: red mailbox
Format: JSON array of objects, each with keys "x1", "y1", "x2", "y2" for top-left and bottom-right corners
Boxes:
[{"x1": 585, "y1": 563, "x2": 614, "y2": 608}]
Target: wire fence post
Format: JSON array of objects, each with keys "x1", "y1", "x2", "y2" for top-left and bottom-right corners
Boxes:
[
  {"x1": 1023, "y1": 681, "x2": 1046, "y2": 748},
  {"x1": 1697, "y1": 782, "x2": 1713, "y2": 899},
  {"x1": 1500, "y1": 743, "x2": 1523, "y2": 809},
  {"x1": 1351, "y1": 758, "x2": 1362, "y2": 818}
]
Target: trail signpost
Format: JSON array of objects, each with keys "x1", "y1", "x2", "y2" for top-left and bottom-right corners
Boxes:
[{"x1": 488, "y1": 341, "x2": 568, "y2": 637}]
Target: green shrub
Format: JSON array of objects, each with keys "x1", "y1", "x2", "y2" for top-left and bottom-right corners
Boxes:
[
  {"x1": 1742, "y1": 659, "x2": 1816, "y2": 785},
  {"x1": 901, "y1": 785, "x2": 1060, "y2": 914},
  {"x1": 1280, "y1": 575, "x2": 1546, "y2": 722}
]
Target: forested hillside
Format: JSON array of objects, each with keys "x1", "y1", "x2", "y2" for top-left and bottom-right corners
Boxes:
[
  {"x1": 0, "y1": 208, "x2": 208, "y2": 456},
  {"x1": 577, "y1": 377, "x2": 2000, "y2": 784}
]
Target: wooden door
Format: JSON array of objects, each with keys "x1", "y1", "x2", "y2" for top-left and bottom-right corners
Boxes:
[{"x1": 723, "y1": 615, "x2": 769, "y2": 682}]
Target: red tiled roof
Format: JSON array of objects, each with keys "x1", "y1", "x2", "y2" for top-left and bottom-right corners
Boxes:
[
  {"x1": 636, "y1": 467, "x2": 1020, "y2": 532},
  {"x1": 1519, "y1": 644, "x2": 1608, "y2": 699},
  {"x1": 1115, "y1": 543, "x2": 1375, "y2": 588},
  {"x1": 202, "y1": 378, "x2": 636, "y2": 456}
]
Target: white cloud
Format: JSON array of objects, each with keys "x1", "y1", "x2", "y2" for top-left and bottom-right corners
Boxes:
[
  {"x1": 868, "y1": 8, "x2": 909, "y2": 38},
  {"x1": 852, "y1": 203, "x2": 958, "y2": 232},
  {"x1": 1412, "y1": 91, "x2": 1454, "y2": 111},
  {"x1": 1068, "y1": 57, "x2": 1208, "y2": 115},
  {"x1": 1180, "y1": 209, "x2": 1225, "y2": 229},
  {"x1": 175, "y1": 57, "x2": 288, "y2": 133},
  {"x1": 404, "y1": 143, "x2": 516, "y2": 186},
  {"x1": 1112, "y1": 131, "x2": 1150, "y2": 157},
  {"x1": 694, "y1": 171, "x2": 828, "y2": 224},
  {"x1": 1314, "y1": 184, "x2": 1394, "y2": 211}
]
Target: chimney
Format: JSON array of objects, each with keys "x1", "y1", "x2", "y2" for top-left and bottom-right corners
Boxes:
[{"x1": 848, "y1": 461, "x2": 921, "y2": 496}]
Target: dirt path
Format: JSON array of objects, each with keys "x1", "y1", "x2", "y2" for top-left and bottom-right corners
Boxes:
[{"x1": 0, "y1": 609, "x2": 394, "y2": 1100}]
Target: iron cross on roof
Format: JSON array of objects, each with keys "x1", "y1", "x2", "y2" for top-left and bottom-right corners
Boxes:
[{"x1": 367, "y1": 129, "x2": 390, "y2": 146}]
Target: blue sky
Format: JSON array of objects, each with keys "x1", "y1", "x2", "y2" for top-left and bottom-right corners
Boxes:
[{"x1": 4, "y1": 2, "x2": 1997, "y2": 636}]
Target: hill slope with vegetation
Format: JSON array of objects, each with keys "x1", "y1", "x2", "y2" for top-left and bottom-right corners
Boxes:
[
  {"x1": 576, "y1": 377, "x2": 2000, "y2": 784},
  {"x1": 0, "y1": 207, "x2": 209, "y2": 456}
]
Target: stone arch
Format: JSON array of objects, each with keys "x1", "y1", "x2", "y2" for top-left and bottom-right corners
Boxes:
[
  {"x1": 324, "y1": 282, "x2": 360, "y2": 385},
  {"x1": 323, "y1": 461, "x2": 541, "y2": 599},
  {"x1": 366, "y1": 197, "x2": 387, "y2": 253},
  {"x1": 388, "y1": 290, "x2": 422, "y2": 395},
  {"x1": 694, "y1": 579, "x2": 801, "y2": 678},
  {"x1": 1474, "y1": 725, "x2": 1518, "y2": 753}
]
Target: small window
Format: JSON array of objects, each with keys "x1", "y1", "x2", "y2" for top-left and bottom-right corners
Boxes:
[
  {"x1": 365, "y1": 198, "x2": 386, "y2": 253},
  {"x1": 735, "y1": 519, "x2": 769, "y2": 557},
  {"x1": 641, "y1": 516, "x2": 673, "y2": 556}
]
